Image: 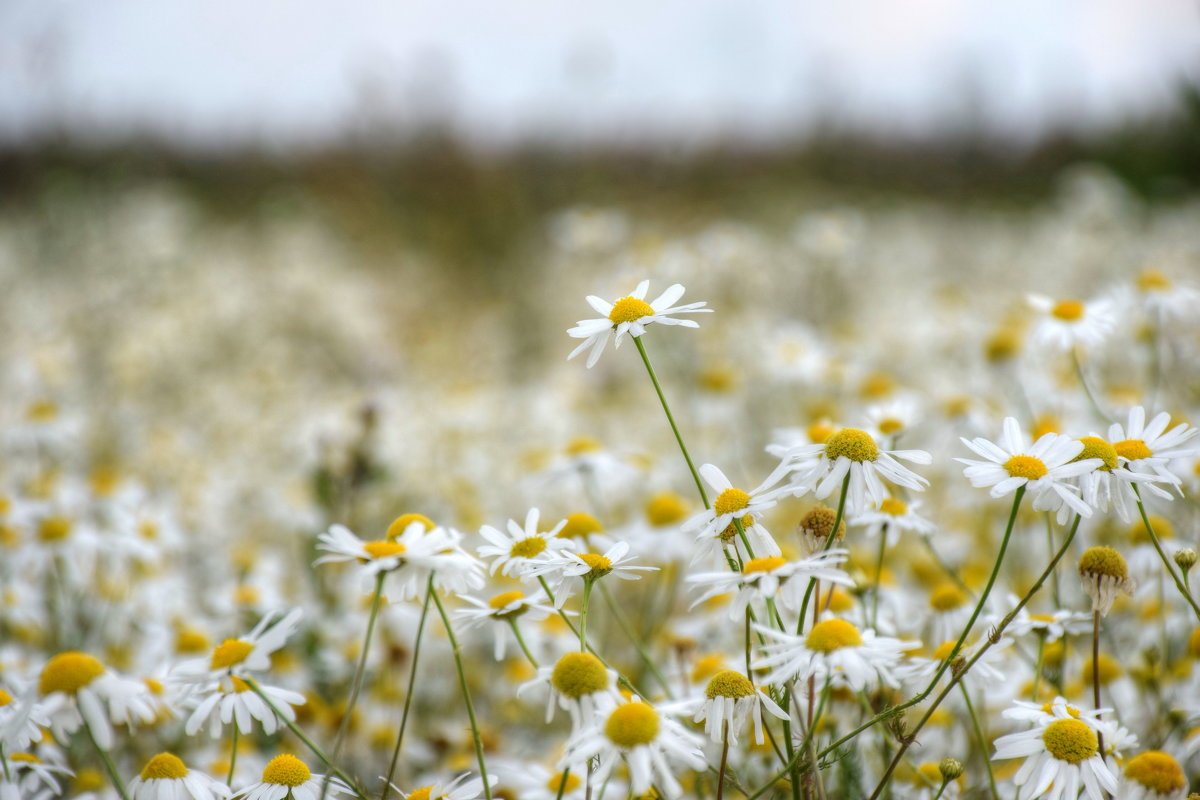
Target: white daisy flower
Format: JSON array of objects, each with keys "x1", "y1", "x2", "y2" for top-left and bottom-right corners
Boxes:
[
  {"x1": 865, "y1": 396, "x2": 922, "y2": 441},
  {"x1": 780, "y1": 427, "x2": 931, "y2": 516},
  {"x1": 1077, "y1": 546, "x2": 1137, "y2": 616},
  {"x1": 850, "y1": 496, "x2": 935, "y2": 546},
  {"x1": 956, "y1": 417, "x2": 1101, "y2": 517},
  {"x1": 0, "y1": 684, "x2": 51, "y2": 751},
  {"x1": 177, "y1": 609, "x2": 303, "y2": 681},
  {"x1": 2, "y1": 751, "x2": 73, "y2": 798},
  {"x1": 1071, "y1": 435, "x2": 1171, "y2": 524},
  {"x1": 128, "y1": 753, "x2": 230, "y2": 800},
  {"x1": 1107, "y1": 406, "x2": 1199, "y2": 494},
  {"x1": 686, "y1": 551, "x2": 853, "y2": 621},
  {"x1": 454, "y1": 588, "x2": 559, "y2": 661},
  {"x1": 233, "y1": 755, "x2": 350, "y2": 800},
  {"x1": 991, "y1": 707, "x2": 1117, "y2": 800},
  {"x1": 752, "y1": 619, "x2": 916, "y2": 690},
  {"x1": 517, "y1": 651, "x2": 621, "y2": 729},
  {"x1": 1002, "y1": 697, "x2": 1138, "y2": 760},
  {"x1": 898, "y1": 637, "x2": 1010, "y2": 693},
  {"x1": 476, "y1": 509, "x2": 572, "y2": 578},
  {"x1": 524, "y1": 541, "x2": 656, "y2": 606},
  {"x1": 680, "y1": 463, "x2": 794, "y2": 551},
  {"x1": 1119, "y1": 750, "x2": 1188, "y2": 800},
  {"x1": 490, "y1": 761, "x2": 585, "y2": 800},
  {"x1": 37, "y1": 652, "x2": 156, "y2": 750},
  {"x1": 686, "y1": 669, "x2": 788, "y2": 746},
  {"x1": 1027, "y1": 294, "x2": 1116, "y2": 352},
  {"x1": 315, "y1": 521, "x2": 485, "y2": 599},
  {"x1": 566, "y1": 280, "x2": 711, "y2": 368},
  {"x1": 1001, "y1": 605, "x2": 1092, "y2": 643},
  {"x1": 183, "y1": 676, "x2": 304, "y2": 739},
  {"x1": 559, "y1": 697, "x2": 706, "y2": 799},
  {"x1": 389, "y1": 773, "x2": 492, "y2": 800}
]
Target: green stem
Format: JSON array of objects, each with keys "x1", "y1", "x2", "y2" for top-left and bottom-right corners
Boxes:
[
  {"x1": 598, "y1": 581, "x2": 674, "y2": 696},
  {"x1": 1031, "y1": 635, "x2": 1046, "y2": 702},
  {"x1": 579, "y1": 579, "x2": 594, "y2": 651},
  {"x1": 1045, "y1": 513, "x2": 1061, "y2": 607},
  {"x1": 554, "y1": 767, "x2": 572, "y2": 800},
  {"x1": 322, "y1": 572, "x2": 387, "y2": 800},
  {"x1": 227, "y1": 726, "x2": 239, "y2": 785},
  {"x1": 382, "y1": 575, "x2": 435, "y2": 800},
  {"x1": 716, "y1": 722, "x2": 730, "y2": 800},
  {"x1": 871, "y1": 523, "x2": 889, "y2": 629},
  {"x1": 959, "y1": 684, "x2": 999, "y2": 800},
  {"x1": 431, "y1": 589, "x2": 493, "y2": 800},
  {"x1": 732, "y1": 516, "x2": 757, "y2": 560},
  {"x1": 781, "y1": 686, "x2": 802, "y2": 800},
  {"x1": 1072, "y1": 346, "x2": 1111, "y2": 424},
  {"x1": 1135, "y1": 487, "x2": 1200, "y2": 621},
  {"x1": 796, "y1": 474, "x2": 851, "y2": 635},
  {"x1": 83, "y1": 720, "x2": 131, "y2": 800},
  {"x1": 746, "y1": 680, "x2": 833, "y2": 800},
  {"x1": 1093, "y1": 609, "x2": 1106, "y2": 762},
  {"x1": 633, "y1": 336, "x2": 709, "y2": 508},
  {"x1": 509, "y1": 618, "x2": 540, "y2": 668},
  {"x1": 0, "y1": 743, "x2": 10, "y2": 782},
  {"x1": 931, "y1": 781, "x2": 951, "y2": 800}
]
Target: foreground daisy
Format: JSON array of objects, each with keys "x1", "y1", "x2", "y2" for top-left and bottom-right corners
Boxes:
[
  {"x1": 38, "y1": 651, "x2": 156, "y2": 749},
  {"x1": 179, "y1": 609, "x2": 304, "y2": 681},
  {"x1": 680, "y1": 462, "x2": 793, "y2": 549},
  {"x1": 476, "y1": 509, "x2": 572, "y2": 578},
  {"x1": 234, "y1": 755, "x2": 350, "y2": 800},
  {"x1": 525, "y1": 541, "x2": 656, "y2": 606},
  {"x1": 688, "y1": 669, "x2": 788, "y2": 745},
  {"x1": 991, "y1": 711, "x2": 1116, "y2": 800},
  {"x1": 753, "y1": 618, "x2": 915, "y2": 690},
  {"x1": 1107, "y1": 406, "x2": 1199, "y2": 492},
  {"x1": 129, "y1": 753, "x2": 230, "y2": 800},
  {"x1": 567, "y1": 281, "x2": 710, "y2": 368},
  {"x1": 454, "y1": 588, "x2": 558, "y2": 661},
  {"x1": 517, "y1": 651, "x2": 621, "y2": 728},
  {"x1": 559, "y1": 697, "x2": 706, "y2": 799},
  {"x1": 184, "y1": 675, "x2": 304, "y2": 738}
]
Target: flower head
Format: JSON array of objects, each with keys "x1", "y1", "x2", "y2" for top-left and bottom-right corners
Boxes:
[{"x1": 567, "y1": 281, "x2": 710, "y2": 368}]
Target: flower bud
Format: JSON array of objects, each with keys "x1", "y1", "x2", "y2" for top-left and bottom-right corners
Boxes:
[
  {"x1": 939, "y1": 758, "x2": 964, "y2": 781},
  {"x1": 1175, "y1": 548, "x2": 1197, "y2": 572}
]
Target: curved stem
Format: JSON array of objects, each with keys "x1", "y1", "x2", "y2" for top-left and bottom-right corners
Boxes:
[
  {"x1": 432, "y1": 589, "x2": 493, "y2": 800},
  {"x1": 959, "y1": 684, "x2": 999, "y2": 800},
  {"x1": 796, "y1": 474, "x2": 851, "y2": 635},
  {"x1": 83, "y1": 720, "x2": 131, "y2": 800},
  {"x1": 716, "y1": 721, "x2": 730, "y2": 800},
  {"x1": 633, "y1": 336, "x2": 709, "y2": 508},
  {"x1": 1134, "y1": 487, "x2": 1200, "y2": 621},
  {"x1": 871, "y1": 523, "x2": 889, "y2": 629},
  {"x1": 509, "y1": 618, "x2": 540, "y2": 668},
  {"x1": 579, "y1": 579, "x2": 594, "y2": 651},
  {"x1": 382, "y1": 575, "x2": 435, "y2": 800},
  {"x1": 1072, "y1": 346, "x2": 1112, "y2": 424},
  {"x1": 227, "y1": 726, "x2": 239, "y2": 785},
  {"x1": 1093, "y1": 610, "x2": 1106, "y2": 761}
]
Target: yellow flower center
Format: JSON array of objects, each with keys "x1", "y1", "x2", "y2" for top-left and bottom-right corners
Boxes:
[
  {"x1": 1042, "y1": 719, "x2": 1097, "y2": 763},
  {"x1": 645, "y1": 492, "x2": 689, "y2": 526},
  {"x1": 719, "y1": 514, "x2": 756, "y2": 543},
  {"x1": 406, "y1": 787, "x2": 437, "y2": 800},
  {"x1": 262, "y1": 755, "x2": 311, "y2": 787},
  {"x1": 608, "y1": 296, "x2": 656, "y2": 325},
  {"x1": 879, "y1": 498, "x2": 908, "y2": 516},
  {"x1": 1114, "y1": 439, "x2": 1153, "y2": 461},
  {"x1": 605, "y1": 701, "x2": 660, "y2": 748},
  {"x1": 175, "y1": 627, "x2": 210, "y2": 654},
  {"x1": 26, "y1": 400, "x2": 58, "y2": 422},
  {"x1": 929, "y1": 584, "x2": 968, "y2": 612},
  {"x1": 363, "y1": 540, "x2": 406, "y2": 560},
  {"x1": 138, "y1": 521, "x2": 159, "y2": 540},
  {"x1": 714, "y1": 488, "x2": 751, "y2": 516},
  {"x1": 1029, "y1": 614, "x2": 1055, "y2": 623},
  {"x1": 551, "y1": 652, "x2": 609, "y2": 698},
  {"x1": 690, "y1": 653, "x2": 726, "y2": 683},
  {"x1": 1039, "y1": 702, "x2": 1081, "y2": 718},
  {"x1": 488, "y1": 590, "x2": 525, "y2": 611},
  {"x1": 1082, "y1": 655, "x2": 1122, "y2": 686},
  {"x1": 9, "y1": 753, "x2": 40, "y2": 764},
  {"x1": 230, "y1": 676, "x2": 253, "y2": 693},
  {"x1": 578, "y1": 553, "x2": 613, "y2": 579},
  {"x1": 39, "y1": 652, "x2": 105, "y2": 695},
  {"x1": 140, "y1": 753, "x2": 189, "y2": 781},
  {"x1": 985, "y1": 328, "x2": 1021, "y2": 362},
  {"x1": 1189, "y1": 626, "x2": 1200, "y2": 659},
  {"x1": 1078, "y1": 546, "x2": 1129, "y2": 580},
  {"x1": 1051, "y1": 300, "x2": 1085, "y2": 322},
  {"x1": 931, "y1": 641, "x2": 958, "y2": 662},
  {"x1": 38, "y1": 516, "x2": 72, "y2": 543},
  {"x1": 827, "y1": 588, "x2": 855, "y2": 612},
  {"x1": 1124, "y1": 750, "x2": 1186, "y2": 793},
  {"x1": 566, "y1": 436, "x2": 603, "y2": 456},
  {"x1": 73, "y1": 768, "x2": 107, "y2": 793},
  {"x1": 824, "y1": 428, "x2": 879, "y2": 463},
  {"x1": 0, "y1": 689, "x2": 11, "y2": 706},
  {"x1": 878, "y1": 418, "x2": 904, "y2": 436},
  {"x1": 1074, "y1": 436, "x2": 1117, "y2": 471},
  {"x1": 743, "y1": 556, "x2": 787, "y2": 575},
  {"x1": 799, "y1": 505, "x2": 845, "y2": 541},
  {"x1": 1137, "y1": 268, "x2": 1172, "y2": 292},
  {"x1": 1003, "y1": 455, "x2": 1047, "y2": 480},
  {"x1": 805, "y1": 619, "x2": 863, "y2": 653},
  {"x1": 705, "y1": 669, "x2": 755, "y2": 699},
  {"x1": 144, "y1": 678, "x2": 164, "y2": 695},
  {"x1": 386, "y1": 513, "x2": 435, "y2": 540},
  {"x1": 547, "y1": 773, "x2": 582, "y2": 794},
  {"x1": 807, "y1": 421, "x2": 836, "y2": 444},
  {"x1": 1130, "y1": 514, "x2": 1173, "y2": 544},
  {"x1": 561, "y1": 512, "x2": 604, "y2": 539},
  {"x1": 210, "y1": 639, "x2": 254, "y2": 670},
  {"x1": 510, "y1": 536, "x2": 547, "y2": 558}
]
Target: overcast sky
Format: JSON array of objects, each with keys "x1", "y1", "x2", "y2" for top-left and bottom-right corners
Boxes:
[{"x1": 2, "y1": 0, "x2": 1199, "y2": 148}]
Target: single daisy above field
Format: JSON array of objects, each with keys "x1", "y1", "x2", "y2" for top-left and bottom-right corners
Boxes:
[
  {"x1": 177, "y1": 609, "x2": 304, "y2": 681},
  {"x1": 1027, "y1": 294, "x2": 1116, "y2": 352},
  {"x1": 681, "y1": 462, "x2": 793, "y2": 548},
  {"x1": 1107, "y1": 406, "x2": 1199, "y2": 493},
  {"x1": 476, "y1": 508, "x2": 572, "y2": 578},
  {"x1": 686, "y1": 551, "x2": 852, "y2": 620},
  {"x1": 389, "y1": 773, "x2": 493, "y2": 800},
  {"x1": 567, "y1": 280, "x2": 710, "y2": 368}
]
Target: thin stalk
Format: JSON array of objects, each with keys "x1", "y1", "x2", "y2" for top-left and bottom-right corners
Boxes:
[
  {"x1": 227, "y1": 726, "x2": 239, "y2": 785},
  {"x1": 1093, "y1": 610, "x2": 1106, "y2": 762},
  {"x1": 732, "y1": 516, "x2": 757, "y2": 560},
  {"x1": 633, "y1": 336, "x2": 709, "y2": 508},
  {"x1": 0, "y1": 744, "x2": 11, "y2": 782},
  {"x1": 716, "y1": 721, "x2": 730, "y2": 800},
  {"x1": 1135, "y1": 487, "x2": 1200, "y2": 621},
  {"x1": 746, "y1": 680, "x2": 833, "y2": 800},
  {"x1": 321, "y1": 572, "x2": 387, "y2": 800},
  {"x1": 871, "y1": 523, "x2": 889, "y2": 628},
  {"x1": 931, "y1": 780, "x2": 951, "y2": 800},
  {"x1": 509, "y1": 618, "x2": 540, "y2": 668},
  {"x1": 579, "y1": 579, "x2": 594, "y2": 651},
  {"x1": 781, "y1": 685, "x2": 803, "y2": 800},
  {"x1": 1045, "y1": 513, "x2": 1061, "y2": 606},
  {"x1": 1072, "y1": 346, "x2": 1111, "y2": 424},
  {"x1": 796, "y1": 474, "x2": 851, "y2": 635},
  {"x1": 598, "y1": 581, "x2": 674, "y2": 696},
  {"x1": 382, "y1": 575, "x2": 435, "y2": 800},
  {"x1": 554, "y1": 768, "x2": 572, "y2": 800},
  {"x1": 432, "y1": 589, "x2": 493, "y2": 800},
  {"x1": 959, "y1": 684, "x2": 1000, "y2": 800},
  {"x1": 1031, "y1": 635, "x2": 1046, "y2": 702},
  {"x1": 83, "y1": 721, "x2": 131, "y2": 800}
]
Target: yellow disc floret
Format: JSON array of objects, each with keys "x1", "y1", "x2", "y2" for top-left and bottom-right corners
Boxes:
[
  {"x1": 210, "y1": 639, "x2": 255, "y2": 670},
  {"x1": 488, "y1": 590, "x2": 525, "y2": 612},
  {"x1": 1081, "y1": 654, "x2": 1122, "y2": 686},
  {"x1": 363, "y1": 541, "x2": 406, "y2": 560},
  {"x1": 1051, "y1": 300, "x2": 1085, "y2": 322},
  {"x1": 743, "y1": 556, "x2": 787, "y2": 575},
  {"x1": 705, "y1": 670, "x2": 755, "y2": 699},
  {"x1": 262, "y1": 755, "x2": 311, "y2": 787},
  {"x1": 551, "y1": 652, "x2": 609, "y2": 698},
  {"x1": 931, "y1": 641, "x2": 958, "y2": 662},
  {"x1": 0, "y1": 689, "x2": 11, "y2": 706},
  {"x1": 1003, "y1": 455, "x2": 1048, "y2": 480},
  {"x1": 1074, "y1": 437, "x2": 1118, "y2": 471},
  {"x1": 1124, "y1": 751, "x2": 1186, "y2": 794},
  {"x1": 1040, "y1": 702, "x2": 1081, "y2": 718},
  {"x1": 141, "y1": 753, "x2": 189, "y2": 781},
  {"x1": 798, "y1": 505, "x2": 845, "y2": 541},
  {"x1": 561, "y1": 512, "x2": 604, "y2": 539},
  {"x1": 1078, "y1": 547, "x2": 1129, "y2": 581},
  {"x1": 879, "y1": 498, "x2": 908, "y2": 516},
  {"x1": 386, "y1": 513, "x2": 435, "y2": 540},
  {"x1": 547, "y1": 772, "x2": 582, "y2": 794},
  {"x1": 645, "y1": 492, "x2": 689, "y2": 527},
  {"x1": 714, "y1": 488, "x2": 751, "y2": 516},
  {"x1": 929, "y1": 584, "x2": 968, "y2": 612},
  {"x1": 824, "y1": 429, "x2": 879, "y2": 463},
  {"x1": 605, "y1": 701, "x2": 660, "y2": 748},
  {"x1": 406, "y1": 787, "x2": 435, "y2": 800},
  {"x1": 578, "y1": 553, "x2": 613, "y2": 579},
  {"x1": 39, "y1": 652, "x2": 105, "y2": 695},
  {"x1": 1189, "y1": 627, "x2": 1200, "y2": 659},
  {"x1": 609, "y1": 297, "x2": 656, "y2": 325},
  {"x1": 38, "y1": 516, "x2": 72, "y2": 543},
  {"x1": 805, "y1": 619, "x2": 863, "y2": 653},
  {"x1": 510, "y1": 537, "x2": 547, "y2": 559},
  {"x1": 1137, "y1": 268, "x2": 1172, "y2": 292},
  {"x1": 1042, "y1": 718, "x2": 1098, "y2": 763},
  {"x1": 1114, "y1": 439, "x2": 1153, "y2": 461}
]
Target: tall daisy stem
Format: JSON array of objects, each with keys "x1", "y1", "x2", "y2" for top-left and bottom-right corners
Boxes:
[
  {"x1": 1093, "y1": 610, "x2": 1106, "y2": 762},
  {"x1": 871, "y1": 523, "x2": 889, "y2": 628},
  {"x1": 1134, "y1": 488, "x2": 1200, "y2": 621},
  {"x1": 958, "y1": 684, "x2": 1000, "y2": 800},
  {"x1": 796, "y1": 475, "x2": 851, "y2": 635},
  {"x1": 716, "y1": 721, "x2": 730, "y2": 800},
  {"x1": 227, "y1": 726, "x2": 239, "y2": 785},
  {"x1": 633, "y1": 336, "x2": 709, "y2": 508},
  {"x1": 382, "y1": 574, "x2": 435, "y2": 800},
  {"x1": 598, "y1": 581, "x2": 674, "y2": 696},
  {"x1": 1031, "y1": 635, "x2": 1046, "y2": 702},
  {"x1": 1072, "y1": 346, "x2": 1111, "y2": 424},
  {"x1": 554, "y1": 768, "x2": 572, "y2": 800},
  {"x1": 431, "y1": 589, "x2": 493, "y2": 800},
  {"x1": 579, "y1": 579, "x2": 594, "y2": 651},
  {"x1": 321, "y1": 572, "x2": 387, "y2": 800},
  {"x1": 509, "y1": 618, "x2": 539, "y2": 668},
  {"x1": 83, "y1": 721, "x2": 131, "y2": 800}
]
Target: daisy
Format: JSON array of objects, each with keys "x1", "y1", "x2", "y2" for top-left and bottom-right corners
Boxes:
[
  {"x1": 1077, "y1": 546, "x2": 1136, "y2": 616},
  {"x1": 233, "y1": 755, "x2": 350, "y2": 800},
  {"x1": 899, "y1": 638, "x2": 1009, "y2": 693},
  {"x1": 680, "y1": 463, "x2": 794, "y2": 550},
  {"x1": 752, "y1": 619, "x2": 916, "y2": 690},
  {"x1": 476, "y1": 509, "x2": 572, "y2": 578},
  {"x1": 454, "y1": 588, "x2": 559, "y2": 660},
  {"x1": 991, "y1": 709, "x2": 1117, "y2": 800},
  {"x1": 490, "y1": 761, "x2": 585, "y2": 800},
  {"x1": 1026, "y1": 294, "x2": 1116, "y2": 352},
  {"x1": 686, "y1": 551, "x2": 853, "y2": 620},
  {"x1": 389, "y1": 773, "x2": 492, "y2": 800},
  {"x1": 687, "y1": 669, "x2": 788, "y2": 745},
  {"x1": 559, "y1": 697, "x2": 706, "y2": 799},
  {"x1": 128, "y1": 753, "x2": 230, "y2": 800},
  {"x1": 865, "y1": 396, "x2": 922, "y2": 441},
  {"x1": 1002, "y1": 605, "x2": 1092, "y2": 643},
  {"x1": 178, "y1": 609, "x2": 303, "y2": 681},
  {"x1": 524, "y1": 541, "x2": 656, "y2": 606},
  {"x1": 2, "y1": 751, "x2": 73, "y2": 798},
  {"x1": 517, "y1": 651, "x2": 621, "y2": 728},
  {"x1": 850, "y1": 496, "x2": 935, "y2": 546},
  {"x1": 315, "y1": 522, "x2": 484, "y2": 599},
  {"x1": 780, "y1": 427, "x2": 931, "y2": 516},
  {"x1": 0, "y1": 684, "x2": 51, "y2": 751},
  {"x1": 1003, "y1": 697, "x2": 1138, "y2": 759},
  {"x1": 183, "y1": 676, "x2": 305, "y2": 739},
  {"x1": 1072, "y1": 435, "x2": 1170, "y2": 523},
  {"x1": 957, "y1": 417, "x2": 1100, "y2": 517},
  {"x1": 1107, "y1": 406, "x2": 1199, "y2": 494},
  {"x1": 1119, "y1": 750, "x2": 1188, "y2": 800},
  {"x1": 566, "y1": 281, "x2": 711, "y2": 368},
  {"x1": 37, "y1": 651, "x2": 156, "y2": 749}
]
